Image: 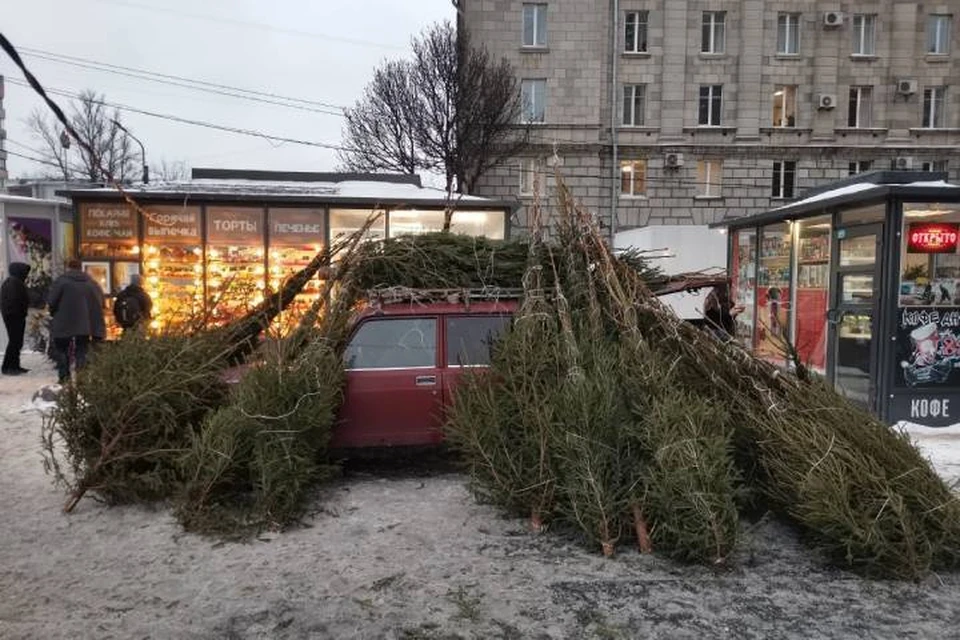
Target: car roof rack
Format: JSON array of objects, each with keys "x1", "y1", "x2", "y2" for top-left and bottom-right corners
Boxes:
[{"x1": 363, "y1": 286, "x2": 525, "y2": 309}]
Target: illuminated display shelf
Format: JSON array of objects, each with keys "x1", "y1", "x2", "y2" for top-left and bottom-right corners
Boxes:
[{"x1": 206, "y1": 246, "x2": 266, "y2": 325}]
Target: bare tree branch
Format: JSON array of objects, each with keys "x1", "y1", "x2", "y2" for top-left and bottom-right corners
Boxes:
[
  {"x1": 26, "y1": 89, "x2": 140, "y2": 182},
  {"x1": 338, "y1": 20, "x2": 528, "y2": 200}
]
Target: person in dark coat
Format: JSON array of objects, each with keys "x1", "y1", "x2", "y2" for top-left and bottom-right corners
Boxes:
[
  {"x1": 113, "y1": 274, "x2": 153, "y2": 332},
  {"x1": 704, "y1": 283, "x2": 744, "y2": 340},
  {"x1": 1, "y1": 262, "x2": 31, "y2": 375},
  {"x1": 48, "y1": 258, "x2": 103, "y2": 383}
]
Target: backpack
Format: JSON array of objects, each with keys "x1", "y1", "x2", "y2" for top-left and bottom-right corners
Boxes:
[{"x1": 113, "y1": 288, "x2": 143, "y2": 329}]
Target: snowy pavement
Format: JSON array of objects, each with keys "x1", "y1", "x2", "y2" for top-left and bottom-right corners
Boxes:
[{"x1": 1, "y1": 350, "x2": 959, "y2": 639}]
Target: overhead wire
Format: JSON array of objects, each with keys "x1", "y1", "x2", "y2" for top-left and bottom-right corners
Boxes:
[
  {"x1": 4, "y1": 77, "x2": 359, "y2": 153},
  {"x1": 18, "y1": 47, "x2": 346, "y2": 115},
  {"x1": 87, "y1": 0, "x2": 407, "y2": 51}
]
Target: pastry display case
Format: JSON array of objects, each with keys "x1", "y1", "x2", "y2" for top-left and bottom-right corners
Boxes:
[
  {"x1": 205, "y1": 207, "x2": 266, "y2": 325},
  {"x1": 267, "y1": 208, "x2": 326, "y2": 332},
  {"x1": 142, "y1": 205, "x2": 203, "y2": 330}
]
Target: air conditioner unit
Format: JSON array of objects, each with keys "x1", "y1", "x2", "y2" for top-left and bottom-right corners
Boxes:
[
  {"x1": 817, "y1": 94, "x2": 837, "y2": 110},
  {"x1": 897, "y1": 79, "x2": 918, "y2": 96},
  {"x1": 823, "y1": 11, "x2": 844, "y2": 27},
  {"x1": 894, "y1": 157, "x2": 915, "y2": 170},
  {"x1": 665, "y1": 152, "x2": 684, "y2": 168}
]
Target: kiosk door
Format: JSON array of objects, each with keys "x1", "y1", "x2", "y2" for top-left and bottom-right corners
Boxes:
[{"x1": 829, "y1": 224, "x2": 883, "y2": 408}]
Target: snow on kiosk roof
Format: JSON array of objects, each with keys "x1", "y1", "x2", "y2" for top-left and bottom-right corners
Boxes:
[
  {"x1": 711, "y1": 170, "x2": 960, "y2": 230},
  {"x1": 59, "y1": 169, "x2": 514, "y2": 210}
]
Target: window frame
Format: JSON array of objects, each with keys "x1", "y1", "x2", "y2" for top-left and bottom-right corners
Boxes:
[
  {"x1": 777, "y1": 13, "x2": 801, "y2": 55},
  {"x1": 518, "y1": 158, "x2": 538, "y2": 196},
  {"x1": 622, "y1": 84, "x2": 646, "y2": 126},
  {"x1": 624, "y1": 10, "x2": 649, "y2": 53},
  {"x1": 445, "y1": 315, "x2": 512, "y2": 368},
  {"x1": 697, "y1": 159, "x2": 723, "y2": 198},
  {"x1": 922, "y1": 160, "x2": 948, "y2": 172},
  {"x1": 771, "y1": 161, "x2": 797, "y2": 199},
  {"x1": 848, "y1": 86, "x2": 873, "y2": 128},
  {"x1": 852, "y1": 14, "x2": 877, "y2": 56},
  {"x1": 701, "y1": 11, "x2": 726, "y2": 54},
  {"x1": 923, "y1": 87, "x2": 946, "y2": 129},
  {"x1": 522, "y1": 3, "x2": 548, "y2": 48},
  {"x1": 927, "y1": 14, "x2": 952, "y2": 55},
  {"x1": 344, "y1": 317, "x2": 439, "y2": 371},
  {"x1": 848, "y1": 160, "x2": 873, "y2": 175},
  {"x1": 619, "y1": 160, "x2": 647, "y2": 198},
  {"x1": 520, "y1": 78, "x2": 547, "y2": 124},
  {"x1": 772, "y1": 85, "x2": 798, "y2": 127},
  {"x1": 698, "y1": 85, "x2": 723, "y2": 126}
]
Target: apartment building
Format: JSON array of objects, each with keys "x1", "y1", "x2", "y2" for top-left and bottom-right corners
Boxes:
[{"x1": 461, "y1": 1, "x2": 960, "y2": 234}]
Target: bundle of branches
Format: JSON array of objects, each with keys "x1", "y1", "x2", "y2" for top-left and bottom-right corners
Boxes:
[
  {"x1": 447, "y1": 193, "x2": 739, "y2": 563},
  {"x1": 42, "y1": 331, "x2": 232, "y2": 512},
  {"x1": 448, "y1": 172, "x2": 959, "y2": 578},
  {"x1": 351, "y1": 231, "x2": 663, "y2": 293},
  {"x1": 42, "y1": 220, "x2": 381, "y2": 516},
  {"x1": 175, "y1": 222, "x2": 374, "y2": 536},
  {"x1": 175, "y1": 339, "x2": 344, "y2": 535}
]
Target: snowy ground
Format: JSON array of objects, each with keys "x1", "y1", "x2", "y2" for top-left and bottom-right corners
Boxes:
[{"x1": 2, "y1": 351, "x2": 959, "y2": 640}]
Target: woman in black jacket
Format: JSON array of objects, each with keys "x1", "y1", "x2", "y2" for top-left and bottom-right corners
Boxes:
[
  {"x1": 703, "y1": 283, "x2": 744, "y2": 340},
  {"x1": 1, "y1": 262, "x2": 31, "y2": 375}
]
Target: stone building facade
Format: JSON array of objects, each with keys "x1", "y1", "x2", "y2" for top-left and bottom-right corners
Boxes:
[{"x1": 461, "y1": 1, "x2": 960, "y2": 234}]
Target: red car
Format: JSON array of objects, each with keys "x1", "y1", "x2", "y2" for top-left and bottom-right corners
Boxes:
[{"x1": 332, "y1": 299, "x2": 516, "y2": 449}]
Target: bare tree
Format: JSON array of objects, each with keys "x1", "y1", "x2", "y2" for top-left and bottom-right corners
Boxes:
[
  {"x1": 27, "y1": 90, "x2": 139, "y2": 182},
  {"x1": 339, "y1": 21, "x2": 527, "y2": 196},
  {"x1": 155, "y1": 160, "x2": 190, "y2": 182}
]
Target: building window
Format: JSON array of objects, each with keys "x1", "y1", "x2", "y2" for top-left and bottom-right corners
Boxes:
[
  {"x1": 852, "y1": 14, "x2": 876, "y2": 55},
  {"x1": 927, "y1": 14, "x2": 952, "y2": 54},
  {"x1": 521, "y1": 79, "x2": 546, "y2": 123},
  {"x1": 697, "y1": 160, "x2": 723, "y2": 197},
  {"x1": 922, "y1": 160, "x2": 948, "y2": 172},
  {"x1": 522, "y1": 3, "x2": 547, "y2": 47},
  {"x1": 622, "y1": 84, "x2": 646, "y2": 126},
  {"x1": 777, "y1": 13, "x2": 800, "y2": 54},
  {"x1": 922, "y1": 87, "x2": 946, "y2": 128},
  {"x1": 702, "y1": 12, "x2": 726, "y2": 54},
  {"x1": 698, "y1": 85, "x2": 723, "y2": 125},
  {"x1": 772, "y1": 161, "x2": 796, "y2": 198},
  {"x1": 848, "y1": 86, "x2": 873, "y2": 128},
  {"x1": 620, "y1": 160, "x2": 647, "y2": 197},
  {"x1": 772, "y1": 86, "x2": 797, "y2": 127},
  {"x1": 848, "y1": 161, "x2": 872, "y2": 175},
  {"x1": 625, "y1": 11, "x2": 648, "y2": 53}
]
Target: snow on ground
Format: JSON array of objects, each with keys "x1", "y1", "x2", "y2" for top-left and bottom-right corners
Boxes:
[{"x1": 2, "y1": 351, "x2": 960, "y2": 639}]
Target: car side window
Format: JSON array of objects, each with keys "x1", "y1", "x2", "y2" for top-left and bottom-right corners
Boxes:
[
  {"x1": 344, "y1": 318, "x2": 437, "y2": 370},
  {"x1": 446, "y1": 315, "x2": 512, "y2": 367}
]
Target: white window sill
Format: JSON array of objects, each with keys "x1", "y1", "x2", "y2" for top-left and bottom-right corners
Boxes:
[
  {"x1": 620, "y1": 124, "x2": 653, "y2": 129},
  {"x1": 519, "y1": 121, "x2": 548, "y2": 126},
  {"x1": 699, "y1": 52, "x2": 726, "y2": 58},
  {"x1": 775, "y1": 53, "x2": 801, "y2": 59},
  {"x1": 520, "y1": 45, "x2": 549, "y2": 53},
  {"x1": 925, "y1": 53, "x2": 950, "y2": 61},
  {"x1": 619, "y1": 195, "x2": 648, "y2": 200},
  {"x1": 910, "y1": 127, "x2": 960, "y2": 133},
  {"x1": 835, "y1": 127, "x2": 888, "y2": 133},
  {"x1": 622, "y1": 50, "x2": 651, "y2": 57}
]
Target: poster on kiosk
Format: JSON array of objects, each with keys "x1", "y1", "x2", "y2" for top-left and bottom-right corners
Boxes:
[{"x1": 895, "y1": 221, "x2": 960, "y2": 425}]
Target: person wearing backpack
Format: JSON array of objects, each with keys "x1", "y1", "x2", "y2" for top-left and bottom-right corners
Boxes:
[{"x1": 113, "y1": 274, "x2": 153, "y2": 332}]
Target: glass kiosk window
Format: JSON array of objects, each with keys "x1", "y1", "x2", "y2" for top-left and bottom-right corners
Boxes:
[
  {"x1": 731, "y1": 228, "x2": 757, "y2": 350},
  {"x1": 795, "y1": 216, "x2": 831, "y2": 373},
  {"x1": 756, "y1": 223, "x2": 791, "y2": 363},
  {"x1": 897, "y1": 203, "x2": 960, "y2": 389}
]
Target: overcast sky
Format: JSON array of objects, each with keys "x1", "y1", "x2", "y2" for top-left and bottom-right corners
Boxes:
[{"x1": 1, "y1": 0, "x2": 453, "y2": 180}]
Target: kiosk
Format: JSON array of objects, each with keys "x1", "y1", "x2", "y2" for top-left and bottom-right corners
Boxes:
[{"x1": 715, "y1": 171, "x2": 960, "y2": 426}]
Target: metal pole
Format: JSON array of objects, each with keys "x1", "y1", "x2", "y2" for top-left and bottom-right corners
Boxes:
[
  {"x1": 609, "y1": 0, "x2": 620, "y2": 247},
  {"x1": 111, "y1": 118, "x2": 148, "y2": 183}
]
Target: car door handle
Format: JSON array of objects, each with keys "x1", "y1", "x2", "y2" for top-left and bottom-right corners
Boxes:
[{"x1": 415, "y1": 375, "x2": 437, "y2": 386}]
